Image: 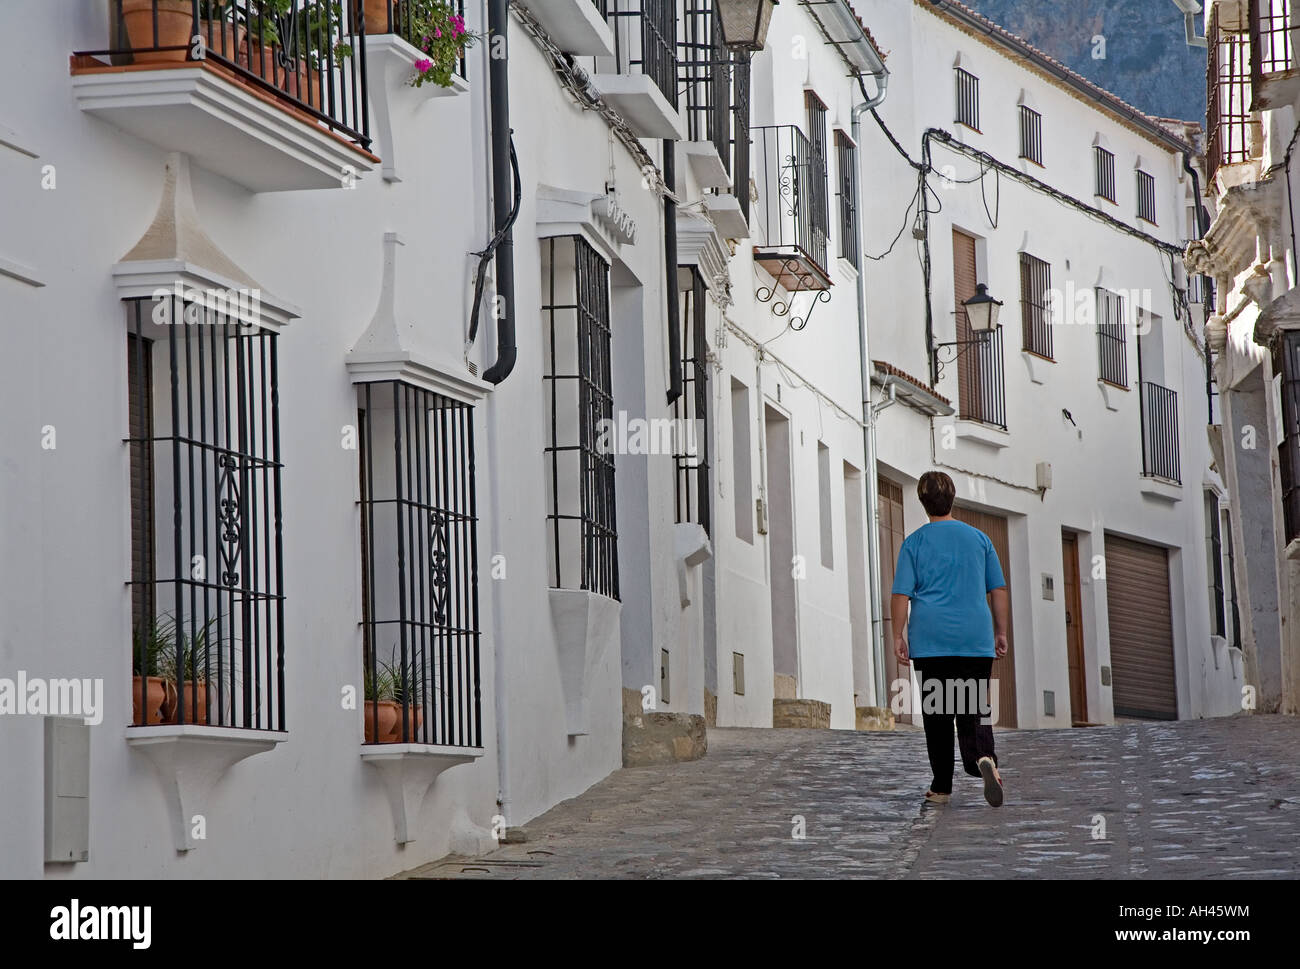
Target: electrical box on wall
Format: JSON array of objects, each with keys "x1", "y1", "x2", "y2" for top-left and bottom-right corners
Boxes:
[
  {"x1": 756, "y1": 497, "x2": 769, "y2": 535},
  {"x1": 1100, "y1": 666, "x2": 1112, "y2": 686},
  {"x1": 1036, "y1": 461, "x2": 1053, "y2": 491},
  {"x1": 1043, "y1": 691, "x2": 1056, "y2": 717},
  {"x1": 45, "y1": 717, "x2": 90, "y2": 863},
  {"x1": 1042, "y1": 573, "x2": 1055, "y2": 600}
]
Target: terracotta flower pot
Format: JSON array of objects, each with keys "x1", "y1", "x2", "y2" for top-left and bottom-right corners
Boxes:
[
  {"x1": 354, "y1": 0, "x2": 399, "y2": 35},
  {"x1": 168, "y1": 680, "x2": 212, "y2": 724},
  {"x1": 131, "y1": 675, "x2": 174, "y2": 725},
  {"x1": 364, "y1": 700, "x2": 401, "y2": 743},
  {"x1": 122, "y1": 0, "x2": 196, "y2": 64}
]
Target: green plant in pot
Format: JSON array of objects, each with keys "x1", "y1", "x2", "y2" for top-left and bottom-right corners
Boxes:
[
  {"x1": 388, "y1": 654, "x2": 428, "y2": 742},
  {"x1": 249, "y1": 0, "x2": 354, "y2": 108},
  {"x1": 131, "y1": 615, "x2": 176, "y2": 724},
  {"x1": 407, "y1": 0, "x2": 477, "y2": 89},
  {"x1": 362, "y1": 649, "x2": 399, "y2": 743},
  {"x1": 159, "y1": 618, "x2": 226, "y2": 725}
]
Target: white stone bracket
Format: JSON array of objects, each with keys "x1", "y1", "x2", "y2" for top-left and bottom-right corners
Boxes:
[
  {"x1": 550, "y1": 589, "x2": 622, "y2": 737},
  {"x1": 127, "y1": 725, "x2": 286, "y2": 852},
  {"x1": 361, "y1": 745, "x2": 481, "y2": 844}
]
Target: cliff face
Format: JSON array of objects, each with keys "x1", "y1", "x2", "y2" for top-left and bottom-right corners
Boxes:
[{"x1": 962, "y1": 0, "x2": 1207, "y2": 124}]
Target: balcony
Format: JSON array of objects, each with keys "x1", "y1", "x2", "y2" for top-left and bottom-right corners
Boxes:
[
  {"x1": 1250, "y1": 0, "x2": 1300, "y2": 109},
  {"x1": 957, "y1": 325, "x2": 1008, "y2": 432},
  {"x1": 516, "y1": 0, "x2": 615, "y2": 56},
  {"x1": 751, "y1": 124, "x2": 831, "y2": 291},
  {"x1": 1141, "y1": 381, "x2": 1182, "y2": 485},
  {"x1": 591, "y1": 0, "x2": 685, "y2": 139},
  {"x1": 1208, "y1": 4, "x2": 1260, "y2": 188},
  {"x1": 72, "y1": 1, "x2": 377, "y2": 191}
]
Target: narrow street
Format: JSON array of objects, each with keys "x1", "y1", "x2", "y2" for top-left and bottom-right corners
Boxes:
[{"x1": 401, "y1": 716, "x2": 1300, "y2": 879}]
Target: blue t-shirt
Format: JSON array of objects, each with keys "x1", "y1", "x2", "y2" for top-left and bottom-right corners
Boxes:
[{"x1": 891, "y1": 520, "x2": 1007, "y2": 659}]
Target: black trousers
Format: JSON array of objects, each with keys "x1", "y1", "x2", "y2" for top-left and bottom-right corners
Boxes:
[{"x1": 912, "y1": 656, "x2": 998, "y2": 796}]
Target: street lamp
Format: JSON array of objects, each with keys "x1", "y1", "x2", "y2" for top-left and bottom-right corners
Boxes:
[
  {"x1": 962, "y1": 283, "x2": 1003, "y2": 335},
  {"x1": 932, "y1": 283, "x2": 1003, "y2": 381},
  {"x1": 715, "y1": 0, "x2": 779, "y2": 53}
]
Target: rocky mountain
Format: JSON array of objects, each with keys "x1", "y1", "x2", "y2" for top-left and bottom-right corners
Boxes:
[{"x1": 963, "y1": 0, "x2": 1207, "y2": 125}]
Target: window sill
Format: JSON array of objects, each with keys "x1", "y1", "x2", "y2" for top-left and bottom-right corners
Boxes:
[
  {"x1": 954, "y1": 419, "x2": 1010, "y2": 449},
  {"x1": 1139, "y1": 475, "x2": 1183, "y2": 502},
  {"x1": 549, "y1": 589, "x2": 622, "y2": 736}
]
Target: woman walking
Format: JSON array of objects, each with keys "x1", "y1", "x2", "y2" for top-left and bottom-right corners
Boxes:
[{"x1": 890, "y1": 471, "x2": 1009, "y2": 807}]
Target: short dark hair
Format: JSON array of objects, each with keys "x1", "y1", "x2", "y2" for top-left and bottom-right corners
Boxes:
[{"x1": 918, "y1": 471, "x2": 956, "y2": 517}]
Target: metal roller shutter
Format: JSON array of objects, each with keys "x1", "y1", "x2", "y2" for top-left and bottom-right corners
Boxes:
[{"x1": 1105, "y1": 535, "x2": 1178, "y2": 720}]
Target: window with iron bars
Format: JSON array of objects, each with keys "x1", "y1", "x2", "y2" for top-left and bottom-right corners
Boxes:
[
  {"x1": 1018, "y1": 105, "x2": 1043, "y2": 165},
  {"x1": 955, "y1": 68, "x2": 981, "y2": 131},
  {"x1": 1096, "y1": 288, "x2": 1128, "y2": 387},
  {"x1": 1250, "y1": 0, "x2": 1294, "y2": 100},
  {"x1": 605, "y1": 0, "x2": 678, "y2": 110},
  {"x1": 732, "y1": 58, "x2": 751, "y2": 221},
  {"x1": 1274, "y1": 330, "x2": 1300, "y2": 543},
  {"x1": 835, "y1": 131, "x2": 860, "y2": 267},
  {"x1": 356, "y1": 382, "x2": 481, "y2": 747},
  {"x1": 1136, "y1": 170, "x2": 1157, "y2": 224},
  {"x1": 805, "y1": 91, "x2": 831, "y2": 261},
  {"x1": 1095, "y1": 146, "x2": 1116, "y2": 203},
  {"x1": 674, "y1": 267, "x2": 711, "y2": 535},
  {"x1": 1019, "y1": 252, "x2": 1053, "y2": 359},
  {"x1": 126, "y1": 296, "x2": 285, "y2": 730},
  {"x1": 542, "y1": 236, "x2": 620, "y2": 599},
  {"x1": 1208, "y1": 7, "x2": 1252, "y2": 186},
  {"x1": 1222, "y1": 510, "x2": 1242, "y2": 647},
  {"x1": 1205, "y1": 491, "x2": 1227, "y2": 639}
]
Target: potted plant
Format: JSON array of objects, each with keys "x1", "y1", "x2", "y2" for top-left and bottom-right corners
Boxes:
[
  {"x1": 160, "y1": 620, "x2": 222, "y2": 724},
  {"x1": 122, "y1": 1, "x2": 237, "y2": 65},
  {"x1": 362, "y1": 653, "x2": 400, "y2": 743},
  {"x1": 351, "y1": 0, "x2": 398, "y2": 35},
  {"x1": 247, "y1": 0, "x2": 353, "y2": 110},
  {"x1": 389, "y1": 654, "x2": 427, "y2": 742},
  {"x1": 407, "y1": 1, "x2": 476, "y2": 89},
  {"x1": 131, "y1": 616, "x2": 176, "y2": 725}
]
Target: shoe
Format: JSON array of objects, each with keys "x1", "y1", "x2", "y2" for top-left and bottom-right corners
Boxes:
[
  {"x1": 977, "y1": 757, "x2": 1003, "y2": 807},
  {"x1": 924, "y1": 789, "x2": 951, "y2": 804}
]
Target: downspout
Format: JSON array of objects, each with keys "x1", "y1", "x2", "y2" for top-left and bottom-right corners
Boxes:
[
  {"x1": 481, "y1": 0, "x2": 516, "y2": 385},
  {"x1": 665, "y1": 140, "x2": 682, "y2": 403},
  {"x1": 1182, "y1": 149, "x2": 1215, "y2": 423},
  {"x1": 481, "y1": 0, "x2": 516, "y2": 831},
  {"x1": 853, "y1": 69, "x2": 891, "y2": 708}
]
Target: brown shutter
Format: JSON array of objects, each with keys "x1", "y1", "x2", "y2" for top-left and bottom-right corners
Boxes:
[
  {"x1": 950, "y1": 505, "x2": 1017, "y2": 727},
  {"x1": 1104, "y1": 535, "x2": 1178, "y2": 719},
  {"x1": 952, "y1": 229, "x2": 981, "y2": 419},
  {"x1": 127, "y1": 333, "x2": 155, "y2": 638},
  {"x1": 878, "y1": 478, "x2": 911, "y2": 723}
]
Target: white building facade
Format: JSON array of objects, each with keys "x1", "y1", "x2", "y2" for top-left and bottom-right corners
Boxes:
[
  {"x1": 0, "y1": 0, "x2": 1237, "y2": 882},
  {"x1": 1188, "y1": 0, "x2": 1300, "y2": 716}
]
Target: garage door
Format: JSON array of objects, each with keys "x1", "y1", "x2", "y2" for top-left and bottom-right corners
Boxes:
[
  {"x1": 1105, "y1": 535, "x2": 1178, "y2": 720},
  {"x1": 951, "y1": 505, "x2": 1017, "y2": 728}
]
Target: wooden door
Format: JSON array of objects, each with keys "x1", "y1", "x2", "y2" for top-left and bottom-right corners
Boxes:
[
  {"x1": 877, "y1": 478, "x2": 910, "y2": 724},
  {"x1": 951, "y1": 505, "x2": 1017, "y2": 727},
  {"x1": 953, "y1": 229, "x2": 982, "y2": 419},
  {"x1": 1061, "y1": 532, "x2": 1088, "y2": 725},
  {"x1": 1105, "y1": 535, "x2": 1178, "y2": 719}
]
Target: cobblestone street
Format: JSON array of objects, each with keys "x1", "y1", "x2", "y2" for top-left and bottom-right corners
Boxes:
[{"x1": 401, "y1": 716, "x2": 1300, "y2": 879}]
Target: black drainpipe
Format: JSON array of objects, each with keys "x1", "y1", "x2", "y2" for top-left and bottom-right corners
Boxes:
[
  {"x1": 664, "y1": 139, "x2": 682, "y2": 404},
  {"x1": 482, "y1": 0, "x2": 516, "y2": 385},
  {"x1": 1183, "y1": 150, "x2": 1215, "y2": 424}
]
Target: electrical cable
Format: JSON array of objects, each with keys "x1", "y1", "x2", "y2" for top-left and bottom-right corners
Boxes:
[{"x1": 466, "y1": 135, "x2": 521, "y2": 355}]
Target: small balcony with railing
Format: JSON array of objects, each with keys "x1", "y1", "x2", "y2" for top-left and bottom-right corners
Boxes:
[
  {"x1": 750, "y1": 124, "x2": 831, "y2": 291},
  {"x1": 1141, "y1": 381, "x2": 1182, "y2": 485},
  {"x1": 591, "y1": 0, "x2": 685, "y2": 139},
  {"x1": 71, "y1": 1, "x2": 378, "y2": 191},
  {"x1": 678, "y1": 1, "x2": 750, "y2": 236},
  {"x1": 1207, "y1": 2, "x2": 1262, "y2": 189},
  {"x1": 1250, "y1": 0, "x2": 1299, "y2": 109},
  {"x1": 514, "y1": 0, "x2": 615, "y2": 56}
]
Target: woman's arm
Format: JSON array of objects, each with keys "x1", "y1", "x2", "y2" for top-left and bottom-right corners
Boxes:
[
  {"x1": 990, "y1": 587, "x2": 1010, "y2": 657},
  {"x1": 891, "y1": 593, "x2": 911, "y2": 663}
]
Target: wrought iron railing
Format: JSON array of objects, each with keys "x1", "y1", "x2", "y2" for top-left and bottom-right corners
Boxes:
[
  {"x1": 1251, "y1": 0, "x2": 1294, "y2": 90},
  {"x1": 83, "y1": 0, "x2": 370, "y2": 149},
  {"x1": 1274, "y1": 331, "x2": 1300, "y2": 542},
  {"x1": 674, "y1": 268, "x2": 711, "y2": 534},
  {"x1": 956, "y1": 324, "x2": 1008, "y2": 430},
  {"x1": 835, "y1": 132, "x2": 860, "y2": 267},
  {"x1": 1020, "y1": 252, "x2": 1053, "y2": 358},
  {"x1": 751, "y1": 124, "x2": 830, "y2": 275},
  {"x1": 605, "y1": 0, "x2": 678, "y2": 109},
  {"x1": 357, "y1": 381, "x2": 482, "y2": 747},
  {"x1": 1141, "y1": 381, "x2": 1181, "y2": 483},
  {"x1": 680, "y1": 2, "x2": 729, "y2": 167},
  {"x1": 733, "y1": 57, "x2": 751, "y2": 220},
  {"x1": 126, "y1": 295, "x2": 285, "y2": 730},
  {"x1": 1208, "y1": 5, "x2": 1252, "y2": 184},
  {"x1": 1097, "y1": 288, "x2": 1128, "y2": 387}
]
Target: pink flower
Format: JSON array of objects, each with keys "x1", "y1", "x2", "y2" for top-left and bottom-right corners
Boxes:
[
  {"x1": 414, "y1": 57, "x2": 432, "y2": 73},
  {"x1": 434, "y1": 27, "x2": 442, "y2": 38}
]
